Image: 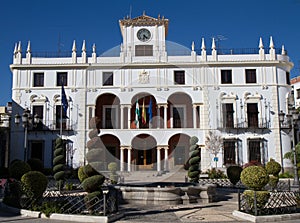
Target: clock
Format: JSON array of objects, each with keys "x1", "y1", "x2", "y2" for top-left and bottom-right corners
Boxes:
[{"x1": 137, "y1": 28, "x2": 151, "y2": 42}]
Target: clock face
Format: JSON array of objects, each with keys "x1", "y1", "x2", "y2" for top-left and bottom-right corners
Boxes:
[{"x1": 137, "y1": 28, "x2": 151, "y2": 42}]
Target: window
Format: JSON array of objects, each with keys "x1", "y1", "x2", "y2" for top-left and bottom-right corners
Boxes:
[
  {"x1": 221, "y1": 70, "x2": 232, "y2": 84},
  {"x1": 247, "y1": 103, "x2": 258, "y2": 127},
  {"x1": 33, "y1": 73, "x2": 44, "y2": 87},
  {"x1": 29, "y1": 141, "x2": 44, "y2": 162},
  {"x1": 32, "y1": 105, "x2": 43, "y2": 119},
  {"x1": 222, "y1": 103, "x2": 234, "y2": 128},
  {"x1": 174, "y1": 71, "x2": 185, "y2": 85},
  {"x1": 135, "y1": 45, "x2": 153, "y2": 56},
  {"x1": 103, "y1": 72, "x2": 113, "y2": 86},
  {"x1": 297, "y1": 89, "x2": 300, "y2": 99},
  {"x1": 286, "y1": 72, "x2": 290, "y2": 85},
  {"x1": 57, "y1": 72, "x2": 68, "y2": 86},
  {"x1": 55, "y1": 105, "x2": 67, "y2": 129},
  {"x1": 245, "y1": 69, "x2": 256, "y2": 83},
  {"x1": 248, "y1": 140, "x2": 261, "y2": 163},
  {"x1": 223, "y1": 141, "x2": 236, "y2": 165},
  {"x1": 173, "y1": 106, "x2": 185, "y2": 128}
]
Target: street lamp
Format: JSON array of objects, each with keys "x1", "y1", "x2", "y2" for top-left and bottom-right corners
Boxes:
[
  {"x1": 279, "y1": 109, "x2": 299, "y2": 190},
  {"x1": 15, "y1": 109, "x2": 40, "y2": 161}
]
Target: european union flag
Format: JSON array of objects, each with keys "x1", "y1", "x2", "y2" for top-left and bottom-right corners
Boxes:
[
  {"x1": 61, "y1": 84, "x2": 68, "y2": 114},
  {"x1": 148, "y1": 98, "x2": 153, "y2": 124}
]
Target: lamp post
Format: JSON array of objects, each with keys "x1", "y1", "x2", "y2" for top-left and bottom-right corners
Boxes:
[
  {"x1": 15, "y1": 109, "x2": 40, "y2": 161},
  {"x1": 279, "y1": 109, "x2": 299, "y2": 189}
]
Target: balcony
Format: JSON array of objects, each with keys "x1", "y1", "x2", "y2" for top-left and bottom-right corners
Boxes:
[
  {"x1": 28, "y1": 120, "x2": 76, "y2": 132},
  {"x1": 217, "y1": 118, "x2": 270, "y2": 130}
]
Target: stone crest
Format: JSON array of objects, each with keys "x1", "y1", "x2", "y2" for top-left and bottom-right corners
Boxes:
[{"x1": 139, "y1": 70, "x2": 150, "y2": 84}]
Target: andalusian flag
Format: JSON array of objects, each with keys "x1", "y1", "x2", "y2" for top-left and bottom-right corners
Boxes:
[
  {"x1": 142, "y1": 99, "x2": 146, "y2": 124},
  {"x1": 135, "y1": 99, "x2": 140, "y2": 128}
]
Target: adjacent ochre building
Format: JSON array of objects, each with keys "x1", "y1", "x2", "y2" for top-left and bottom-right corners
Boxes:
[{"x1": 10, "y1": 14, "x2": 294, "y2": 173}]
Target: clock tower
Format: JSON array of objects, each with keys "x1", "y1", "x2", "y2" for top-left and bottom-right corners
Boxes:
[{"x1": 119, "y1": 12, "x2": 169, "y2": 59}]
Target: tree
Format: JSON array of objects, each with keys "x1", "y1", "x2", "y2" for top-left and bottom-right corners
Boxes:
[
  {"x1": 284, "y1": 142, "x2": 300, "y2": 176},
  {"x1": 205, "y1": 131, "x2": 223, "y2": 169}
]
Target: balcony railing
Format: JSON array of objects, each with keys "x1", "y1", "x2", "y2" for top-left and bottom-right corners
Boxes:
[
  {"x1": 218, "y1": 118, "x2": 270, "y2": 130},
  {"x1": 28, "y1": 120, "x2": 75, "y2": 131}
]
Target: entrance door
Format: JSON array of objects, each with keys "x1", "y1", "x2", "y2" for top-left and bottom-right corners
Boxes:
[{"x1": 136, "y1": 149, "x2": 154, "y2": 170}]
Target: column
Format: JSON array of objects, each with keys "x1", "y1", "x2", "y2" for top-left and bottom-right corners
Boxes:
[
  {"x1": 164, "y1": 104, "x2": 168, "y2": 129},
  {"x1": 157, "y1": 147, "x2": 161, "y2": 172},
  {"x1": 120, "y1": 105, "x2": 124, "y2": 129},
  {"x1": 127, "y1": 147, "x2": 131, "y2": 172},
  {"x1": 164, "y1": 147, "x2": 169, "y2": 172},
  {"x1": 157, "y1": 105, "x2": 161, "y2": 129},
  {"x1": 127, "y1": 105, "x2": 131, "y2": 129},
  {"x1": 193, "y1": 104, "x2": 197, "y2": 128},
  {"x1": 120, "y1": 147, "x2": 124, "y2": 171}
]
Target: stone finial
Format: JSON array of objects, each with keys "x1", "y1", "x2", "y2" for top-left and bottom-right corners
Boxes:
[
  {"x1": 212, "y1": 38, "x2": 216, "y2": 50},
  {"x1": 269, "y1": 36, "x2": 274, "y2": 49},
  {"x1": 17, "y1": 41, "x2": 22, "y2": 53},
  {"x1": 201, "y1": 38, "x2": 206, "y2": 50},
  {"x1": 26, "y1": 41, "x2": 31, "y2": 53},
  {"x1": 72, "y1": 40, "x2": 76, "y2": 52},
  {"x1": 82, "y1": 40, "x2": 86, "y2": 52},
  {"x1": 93, "y1": 43, "x2": 96, "y2": 53},
  {"x1": 259, "y1": 37, "x2": 264, "y2": 49},
  {"x1": 281, "y1": 45, "x2": 286, "y2": 55},
  {"x1": 13, "y1": 43, "x2": 17, "y2": 54},
  {"x1": 191, "y1": 41, "x2": 195, "y2": 51}
]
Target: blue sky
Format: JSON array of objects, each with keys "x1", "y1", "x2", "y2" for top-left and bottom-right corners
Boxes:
[{"x1": 0, "y1": 0, "x2": 299, "y2": 105}]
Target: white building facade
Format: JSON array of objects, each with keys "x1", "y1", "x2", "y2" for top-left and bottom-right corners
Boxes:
[{"x1": 10, "y1": 14, "x2": 294, "y2": 173}]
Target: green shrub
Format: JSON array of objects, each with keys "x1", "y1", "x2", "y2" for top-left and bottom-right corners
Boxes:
[
  {"x1": 9, "y1": 160, "x2": 31, "y2": 180},
  {"x1": 27, "y1": 158, "x2": 44, "y2": 172},
  {"x1": 204, "y1": 168, "x2": 227, "y2": 179},
  {"x1": 265, "y1": 158, "x2": 281, "y2": 176},
  {"x1": 38, "y1": 201, "x2": 64, "y2": 217},
  {"x1": 2, "y1": 180, "x2": 22, "y2": 208},
  {"x1": 21, "y1": 171, "x2": 48, "y2": 200},
  {"x1": 190, "y1": 136, "x2": 199, "y2": 145},
  {"x1": 78, "y1": 166, "x2": 88, "y2": 183},
  {"x1": 227, "y1": 165, "x2": 243, "y2": 185},
  {"x1": 279, "y1": 172, "x2": 293, "y2": 178},
  {"x1": 243, "y1": 190, "x2": 270, "y2": 209},
  {"x1": 243, "y1": 161, "x2": 262, "y2": 168},
  {"x1": 86, "y1": 149, "x2": 103, "y2": 162},
  {"x1": 82, "y1": 175, "x2": 105, "y2": 193},
  {"x1": 241, "y1": 166, "x2": 269, "y2": 190},
  {"x1": 108, "y1": 162, "x2": 117, "y2": 172},
  {"x1": 187, "y1": 136, "x2": 200, "y2": 183},
  {"x1": 83, "y1": 164, "x2": 99, "y2": 176}
]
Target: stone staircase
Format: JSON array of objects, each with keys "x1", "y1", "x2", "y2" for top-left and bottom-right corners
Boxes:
[{"x1": 119, "y1": 166, "x2": 188, "y2": 183}]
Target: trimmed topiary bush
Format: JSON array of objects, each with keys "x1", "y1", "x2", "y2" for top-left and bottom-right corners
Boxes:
[
  {"x1": 265, "y1": 158, "x2": 281, "y2": 176},
  {"x1": 53, "y1": 137, "x2": 66, "y2": 191},
  {"x1": 108, "y1": 162, "x2": 118, "y2": 184},
  {"x1": 9, "y1": 160, "x2": 31, "y2": 180},
  {"x1": 78, "y1": 166, "x2": 89, "y2": 183},
  {"x1": 188, "y1": 136, "x2": 200, "y2": 183},
  {"x1": 82, "y1": 175, "x2": 105, "y2": 193},
  {"x1": 243, "y1": 190, "x2": 270, "y2": 210},
  {"x1": 21, "y1": 171, "x2": 48, "y2": 200},
  {"x1": 241, "y1": 166, "x2": 269, "y2": 191},
  {"x1": 227, "y1": 165, "x2": 243, "y2": 185}
]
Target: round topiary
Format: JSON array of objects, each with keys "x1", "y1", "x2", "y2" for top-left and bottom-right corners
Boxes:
[
  {"x1": 27, "y1": 158, "x2": 44, "y2": 172},
  {"x1": 265, "y1": 158, "x2": 281, "y2": 176},
  {"x1": 108, "y1": 162, "x2": 117, "y2": 172},
  {"x1": 241, "y1": 166, "x2": 269, "y2": 191},
  {"x1": 227, "y1": 165, "x2": 243, "y2": 185},
  {"x1": 9, "y1": 160, "x2": 31, "y2": 180},
  {"x1": 21, "y1": 171, "x2": 48, "y2": 200},
  {"x1": 268, "y1": 175, "x2": 279, "y2": 191},
  {"x1": 82, "y1": 175, "x2": 105, "y2": 193}
]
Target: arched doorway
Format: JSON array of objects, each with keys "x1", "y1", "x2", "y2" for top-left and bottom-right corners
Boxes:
[{"x1": 132, "y1": 134, "x2": 157, "y2": 170}]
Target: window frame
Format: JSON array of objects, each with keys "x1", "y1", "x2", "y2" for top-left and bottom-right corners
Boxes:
[
  {"x1": 57, "y1": 72, "x2": 68, "y2": 86},
  {"x1": 33, "y1": 72, "x2": 44, "y2": 87},
  {"x1": 245, "y1": 69, "x2": 257, "y2": 84},
  {"x1": 221, "y1": 70, "x2": 232, "y2": 84},
  {"x1": 135, "y1": 45, "x2": 153, "y2": 56},
  {"x1": 174, "y1": 70, "x2": 185, "y2": 85},
  {"x1": 103, "y1": 72, "x2": 114, "y2": 86}
]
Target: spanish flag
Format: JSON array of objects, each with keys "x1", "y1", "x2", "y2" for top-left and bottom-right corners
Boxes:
[{"x1": 142, "y1": 99, "x2": 146, "y2": 125}]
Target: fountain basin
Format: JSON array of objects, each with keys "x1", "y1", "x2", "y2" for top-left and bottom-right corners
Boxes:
[{"x1": 114, "y1": 182, "x2": 216, "y2": 205}]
